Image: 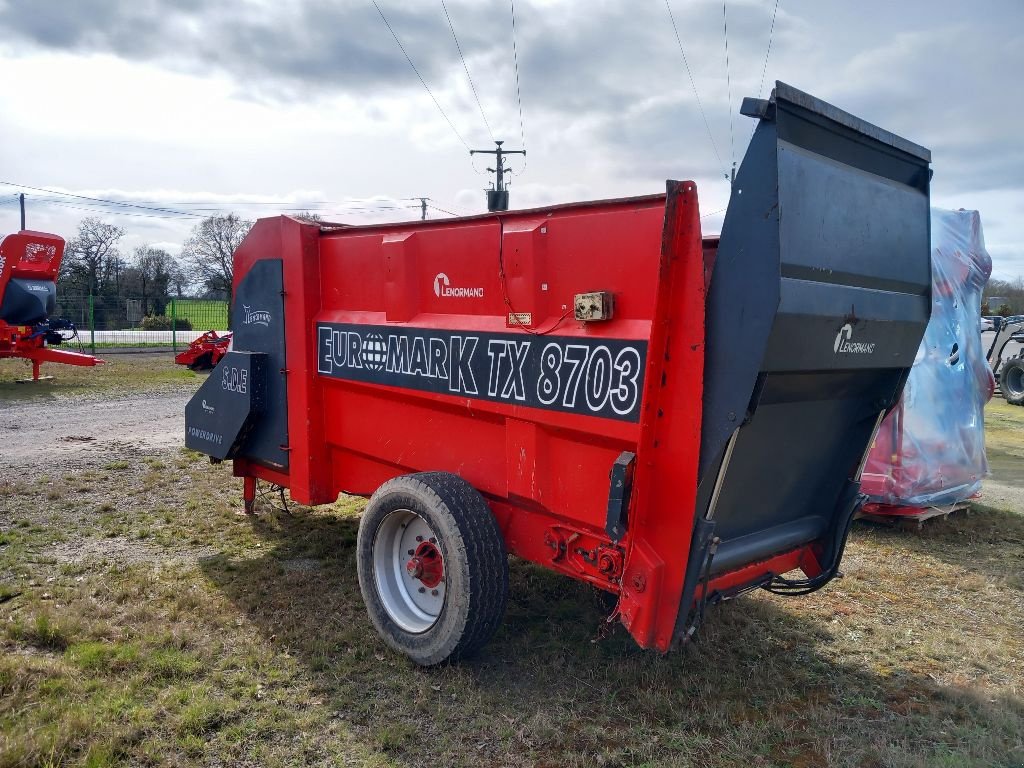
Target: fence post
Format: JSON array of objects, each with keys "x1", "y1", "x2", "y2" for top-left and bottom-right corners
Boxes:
[
  {"x1": 171, "y1": 298, "x2": 177, "y2": 354},
  {"x1": 88, "y1": 294, "x2": 96, "y2": 355}
]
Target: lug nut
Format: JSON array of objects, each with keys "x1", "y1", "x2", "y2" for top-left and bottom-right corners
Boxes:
[
  {"x1": 418, "y1": 587, "x2": 426, "y2": 593},
  {"x1": 416, "y1": 535, "x2": 423, "y2": 542},
  {"x1": 408, "y1": 549, "x2": 415, "y2": 555}
]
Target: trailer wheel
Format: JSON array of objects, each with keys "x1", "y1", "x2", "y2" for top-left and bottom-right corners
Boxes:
[
  {"x1": 356, "y1": 472, "x2": 509, "y2": 666},
  {"x1": 1002, "y1": 357, "x2": 1024, "y2": 405}
]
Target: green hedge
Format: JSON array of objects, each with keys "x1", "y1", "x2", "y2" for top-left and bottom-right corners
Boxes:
[{"x1": 140, "y1": 315, "x2": 193, "y2": 331}]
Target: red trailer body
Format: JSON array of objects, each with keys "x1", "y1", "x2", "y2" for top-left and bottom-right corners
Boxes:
[
  {"x1": 0, "y1": 230, "x2": 103, "y2": 380},
  {"x1": 186, "y1": 83, "x2": 934, "y2": 663}
]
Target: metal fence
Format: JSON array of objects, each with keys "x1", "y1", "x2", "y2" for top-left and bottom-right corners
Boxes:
[{"x1": 54, "y1": 295, "x2": 229, "y2": 354}]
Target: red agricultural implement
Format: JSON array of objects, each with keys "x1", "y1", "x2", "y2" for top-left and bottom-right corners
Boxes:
[
  {"x1": 860, "y1": 209, "x2": 994, "y2": 525},
  {"x1": 186, "y1": 83, "x2": 933, "y2": 665},
  {"x1": 0, "y1": 230, "x2": 103, "y2": 381},
  {"x1": 175, "y1": 330, "x2": 232, "y2": 371}
]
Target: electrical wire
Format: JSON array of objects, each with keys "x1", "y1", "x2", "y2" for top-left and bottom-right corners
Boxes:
[
  {"x1": 700, "y1": 207, "x2": 727, "y2": 219},
  {"x1": 756, "y1": 0, "x2": 781, "y2": 99},
  {"x1": 663, "y1": 0, "x2": 726, "y2": 180},
  {"x1": 427, "y1": 202, "x2": 460, "y2": 217},
  {"x1": 722, "y1": 1, "x2": 735, "y2": 176},
  {"x1": 750, "y1": 0, "x2": 781, "y2": 142},
  {"x1": 441, "y1": 0, "x2": 494, "y2": 142},
  {"x1": 8, "y1": 190, "x2": 429, "y2": 221},
  {"x1": 372, "y1": 0, "x2": 471, "y2": 151},
  {"x1": 1, "y1": 181, "x2": 206, "y2": 217},
  {"x1": 34, "y1": 199, "x2": 205, "y2": 220},
  {"x1": 509, "y1": 0, "x2": 528, "y2": 173}
]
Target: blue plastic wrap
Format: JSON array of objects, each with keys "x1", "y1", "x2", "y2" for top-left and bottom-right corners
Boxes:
[{"x1": 862, "y1": 208, "x2": 994, "y2": 508}]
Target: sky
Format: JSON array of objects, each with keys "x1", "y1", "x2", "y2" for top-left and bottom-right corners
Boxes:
[{"x1": 0, "y1": 0, "x2": 1021, "y2": 280}]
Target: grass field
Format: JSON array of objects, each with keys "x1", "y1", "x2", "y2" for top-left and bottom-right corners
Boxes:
[
  {"x1": 171, "y1": 300, "x2": 229, "y2": 331},
  {"x1": 1, "y1": 361, "x2": 1022, "y2": 767}
]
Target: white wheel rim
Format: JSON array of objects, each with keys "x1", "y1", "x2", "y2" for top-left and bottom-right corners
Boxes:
[{"x1": 372, "y1": 509, "x2": 446, "y2": 633}]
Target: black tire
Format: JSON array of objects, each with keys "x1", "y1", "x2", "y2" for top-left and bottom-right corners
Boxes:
[
  {"x1": 1002, "y1": 356, "x2": 1024, "y2": 406},
  {"x1": 356, "y1": 472, "x2": 509, "y2": 666}
]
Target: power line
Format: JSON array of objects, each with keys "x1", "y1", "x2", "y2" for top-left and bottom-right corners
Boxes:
[
  {"x1": 427, "y1": 203, "x2": 460, "y2": 217},
  {"x1": 372, "y1": 0, "x2": 470, "y2": 151},
  {"x1": 757, "y1": 0, "x2": 781, "y2": 100},
  {"x1": 32, "y1": 199, "x2": 205, "y2": 220},
  {"x1": 509, "y1": 0, "x2": 528, "y2": 173},
  {"x1": 1, "y1": 181, "x2": 206, "y2": 217},
  {"x1": 2, "y1": 186, "x2": 435, "y2": 215},
  {"x1": 663, "y1": 0, "x2": 726, "y2": 180},
  {"x1": 722, "y1": 1, "x2": 735, "y2": 178},
  {"x1": 750, "y1": 0, "x2": 781, "y2": 143},
  {"x1": 441, "y1": 0, "x2": 493, "y2": 142}
]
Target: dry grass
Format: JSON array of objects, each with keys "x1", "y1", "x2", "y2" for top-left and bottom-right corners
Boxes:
[{"x1": 0, "y1": 362, "x2": 1022, "y2": 767}]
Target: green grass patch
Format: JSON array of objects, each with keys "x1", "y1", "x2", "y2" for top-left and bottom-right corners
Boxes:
[{"x1": 172, "y1": 299, "x2": 229, "y2": 331}]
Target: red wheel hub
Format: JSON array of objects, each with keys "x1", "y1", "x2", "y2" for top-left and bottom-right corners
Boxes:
[{"x1": 405, "y1": 541, "x2": 444, "y2": 589}]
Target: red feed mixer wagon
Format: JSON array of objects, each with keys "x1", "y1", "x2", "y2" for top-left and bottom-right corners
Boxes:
[
  {"x1": 0, "y1": 230, "x2": 103, "y2": 380},
  {"x1": 186, "y1": 83, "x2": 933, "y2": 665}
]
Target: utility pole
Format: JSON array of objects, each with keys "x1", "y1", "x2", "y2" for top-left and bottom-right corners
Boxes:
[
  {"x1": 418, "y1": 197, "x2": 428, "y2": 220},
  {"x1": 469, "y1": 140, "x2": 526, "y2": 212},
  {"x1": 19, "y1": 193, "x2": 25, "y2": 230}
]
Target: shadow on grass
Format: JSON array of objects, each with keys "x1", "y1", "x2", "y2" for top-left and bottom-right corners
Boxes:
[
  {"x1": 201, "y1": 506, "x2": 1024, "y2": 768},
  {"x1": 854, "y1": 502, "x2": 1024, "y2": 591}
]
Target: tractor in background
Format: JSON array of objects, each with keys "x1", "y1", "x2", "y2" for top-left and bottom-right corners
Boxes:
[{"x1": 987, "y1": 316, "x2": 1024, "y2": 405}]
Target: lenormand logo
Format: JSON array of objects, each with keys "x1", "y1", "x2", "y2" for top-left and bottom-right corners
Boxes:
[
  {"x1": 434, "y1": 272, "x2": 484, "y2": 299},
  {"x1": 242, "y1": 305, "x2": 272, "y2": 326},
  {"x1": 834, "y1": 323, "x2": 876, "y2": 355},
  {"x1": 201, "y1": 399, "x2": 215, "y2": 414}
]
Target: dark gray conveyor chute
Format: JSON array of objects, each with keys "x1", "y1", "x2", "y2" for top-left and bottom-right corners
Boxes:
[{"x1": 677, "y1": 82, "x2": 932, "y2": 636}]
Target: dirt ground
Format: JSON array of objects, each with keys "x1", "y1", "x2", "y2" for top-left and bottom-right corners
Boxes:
[{"x1": 1, "y1": 355, "x2": 1022, "y2": 768}]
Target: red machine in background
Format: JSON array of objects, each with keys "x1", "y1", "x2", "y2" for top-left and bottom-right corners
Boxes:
[
  {"x1": 860, "y1": 209, "x2": 994, "y2": 524},
  {"x1": 0, "y1": 230, "x2": 103, "y2": 380},
  {"x1": 174, "y1": 330, "x2": 232, "y2": 371}
]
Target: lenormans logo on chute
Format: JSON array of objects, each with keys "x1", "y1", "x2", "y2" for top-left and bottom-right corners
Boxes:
[
  {"x1": 242, "y1": 305, "x2": 272, "y2": 326},
  {"x1": 834, "y1": 323, "x2": 875, "y2": 355}
]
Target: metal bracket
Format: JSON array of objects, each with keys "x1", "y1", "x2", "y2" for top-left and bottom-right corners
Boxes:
[{"x1": 605, "y1": 451, "x2": 636, "y2": 543}]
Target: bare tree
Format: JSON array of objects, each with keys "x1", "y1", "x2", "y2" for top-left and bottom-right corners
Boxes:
[
  {"x1": 133, "y1": 245, "x2": 178, "y2": 314},
  {"x1": 181, "y1": 214, "x2": 252, "y2": 298},
  {"x1": 294, "y1": 210, "x2": 323, "y2": 224},
  {"x1": 168, "y1": 259, "x2": 189, "y2": 298},
  {"x1": 62, "y1": 217, "x2": 125, "y2": 294}
]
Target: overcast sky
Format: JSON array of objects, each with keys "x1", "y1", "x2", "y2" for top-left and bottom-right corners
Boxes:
[{"x1": 0, "y1": 0, "x2": 1021, "y2": 279}]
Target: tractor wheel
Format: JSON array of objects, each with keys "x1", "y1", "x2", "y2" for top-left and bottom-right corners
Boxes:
[
  {"x1": 1002, "y1": 356, "x2": 1024, "y2": 405},
  {"x1": 356, "y1": 472, "x2": 509, "y2": 666}
]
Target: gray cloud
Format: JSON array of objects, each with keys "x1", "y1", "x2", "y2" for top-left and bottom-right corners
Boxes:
[{"x1": 1, "y1": 0, "x2": 1021, "y2": 275}]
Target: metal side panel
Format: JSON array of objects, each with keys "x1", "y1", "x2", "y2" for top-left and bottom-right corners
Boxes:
[
  {"x1": 696, "y1": 81, "x2": 931, "y2": 573},
  {"x1": 230, "y1": 258, "x2": 289, "y2": 469}
]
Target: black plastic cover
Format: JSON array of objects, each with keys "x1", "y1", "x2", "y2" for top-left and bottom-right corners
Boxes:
[
  {"x1": 695, "y1": 81, "x2": 931, "y2": 575},
  {"x1": 0, "y1": 278, "x2": 55, "y2": 325}
]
